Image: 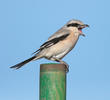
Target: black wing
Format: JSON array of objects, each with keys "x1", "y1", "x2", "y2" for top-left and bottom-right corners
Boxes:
[{"x1": 32, "y1": 33, "x2": 69, "y2": 54}]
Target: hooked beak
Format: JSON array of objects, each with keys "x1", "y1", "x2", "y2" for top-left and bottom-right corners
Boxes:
[{"x1": 78, "y1": 24, "x2": 89, "y2": 37}]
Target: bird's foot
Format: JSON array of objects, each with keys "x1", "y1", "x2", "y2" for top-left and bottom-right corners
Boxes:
[
  {"x1": 52, "y1": 57, "x2": 69, "y2": 73},
  {"x1": 60, "y1": 61, "x2": 69, "y2": 73}
]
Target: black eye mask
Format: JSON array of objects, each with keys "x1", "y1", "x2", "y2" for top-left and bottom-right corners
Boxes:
[{"x1": 67, "y1": 23, "x2": 80, "y2": 27}]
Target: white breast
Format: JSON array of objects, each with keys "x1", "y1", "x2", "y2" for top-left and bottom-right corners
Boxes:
[{"x1": 44, "y1": 30, "x2": 79, "y2": 59}]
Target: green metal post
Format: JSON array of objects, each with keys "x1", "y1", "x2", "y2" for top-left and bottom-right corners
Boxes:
[{"x1": 40, "y1": 63, "x2": 67, "y2": 100}]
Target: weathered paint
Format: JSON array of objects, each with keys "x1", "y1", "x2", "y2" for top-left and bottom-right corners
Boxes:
[{"x1": 40, "y1": 64, "x2": 66, "y2": 100}]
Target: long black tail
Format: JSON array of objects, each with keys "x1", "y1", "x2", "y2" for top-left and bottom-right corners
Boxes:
[{"x1": 10, "y1": 56, "x2": 36, "y2": 69}]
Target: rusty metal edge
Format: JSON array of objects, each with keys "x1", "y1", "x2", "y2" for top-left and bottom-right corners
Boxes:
[{"x1": 40, "y1": 63, "x2": 66, "y2": 72}]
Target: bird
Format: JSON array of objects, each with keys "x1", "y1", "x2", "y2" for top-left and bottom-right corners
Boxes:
[{"x1": 10, "y1": 19, "x2": 89, "y2": 72}]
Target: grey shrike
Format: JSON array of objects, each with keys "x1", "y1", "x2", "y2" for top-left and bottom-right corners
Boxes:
[{"x1": 10, "y1": 19, "x2": 89, "y2": 72}]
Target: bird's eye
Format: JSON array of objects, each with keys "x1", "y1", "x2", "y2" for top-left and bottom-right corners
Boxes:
[{"x1": 67, "y1": 23, "x2": 80, "y2": 27}]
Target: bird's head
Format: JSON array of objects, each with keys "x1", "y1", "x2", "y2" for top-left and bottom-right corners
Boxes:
[{"x1": 65, "y1": 19, "x2": 89, "y2": 36}]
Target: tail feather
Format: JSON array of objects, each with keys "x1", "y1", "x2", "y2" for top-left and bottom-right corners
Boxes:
[{"x1": 10, "y1": 56, "x2": 36, "y2": 69}]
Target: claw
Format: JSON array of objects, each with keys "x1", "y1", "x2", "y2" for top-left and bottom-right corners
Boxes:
[
  {"x1": 52, "y1": 57, "x2": 69, "y2": 73},
  {"x1": 61, "y1": 62, "x2": 69, "y2": 73}
]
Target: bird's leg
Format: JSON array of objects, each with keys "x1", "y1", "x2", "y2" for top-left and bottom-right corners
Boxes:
[{"x1": 52, "y1": 57, "x2": 69, "y2": 72}]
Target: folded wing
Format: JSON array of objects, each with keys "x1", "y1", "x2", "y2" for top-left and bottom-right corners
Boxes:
[{"x1": 32, "y1": 33, "x2": 70, "y2": 55}]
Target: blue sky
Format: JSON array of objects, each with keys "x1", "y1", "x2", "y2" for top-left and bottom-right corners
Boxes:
[{"x1": 0, "y1": 0, "x2": 110, "y2": 100}]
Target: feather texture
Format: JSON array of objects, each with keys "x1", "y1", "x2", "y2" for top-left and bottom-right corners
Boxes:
[
  {"x1": 32, "y1": 33, "x2": 69, "y2": 54},
  {"x1": 10, "y1": 56, "x2": 36, "y2": 69}
]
